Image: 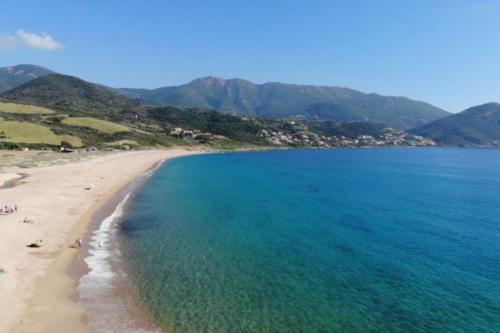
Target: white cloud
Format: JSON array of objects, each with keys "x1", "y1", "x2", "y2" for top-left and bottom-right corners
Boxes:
[
  {"x1": 17, "y1": 29, "x2": 62, "y2": 50},
  {"x1": 0, "y1": 29, "x2": 62, "y2": 51}
]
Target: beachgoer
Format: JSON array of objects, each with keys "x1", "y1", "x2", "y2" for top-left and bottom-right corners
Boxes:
[
  {"x1": 22, "y1": 217, "x2": 34, "y2": 224},
  {"x1": 74, "y1": 238, "x2": 83, "y2": 248}
]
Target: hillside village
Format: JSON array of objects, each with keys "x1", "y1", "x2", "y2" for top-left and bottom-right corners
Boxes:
[{"x1": 168, "y1": 122, "x2": 436, "y2": 148}]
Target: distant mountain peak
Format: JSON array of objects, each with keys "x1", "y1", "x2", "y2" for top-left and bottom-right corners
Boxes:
[
  {"x1": 190, "y1": 76, "x2": 251, "y2": 87},
  {"x1": 1, "y1": 64, "x2": 54, "y2": 74},
  {"x1": 0, "y1": 64, "x2": 56, "y2": 93},
  {"x1": 191, "y1": 76, "x2": 227, "y2": 86},
  {"x1": 474, "y1": 102, "x2": 500, "y2": 108}
]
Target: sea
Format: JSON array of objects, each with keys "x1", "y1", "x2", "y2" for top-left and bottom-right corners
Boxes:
[{"x1": 79, "y1": 148, "x2": 500, "y2": 332}]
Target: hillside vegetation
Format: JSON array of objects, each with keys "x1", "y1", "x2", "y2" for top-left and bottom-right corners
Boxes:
[
  {"x1": 2, "y1": 64, "x2": 497, "y2": 148},
  {"x1": 2, "y1": 74, "x2": 136, "y2": 119},
  {"x1": 0, "y1": 70, "x2": 438, "y2": 150},
  {"x1": 62, "y1": 117, "x2": 132, "y2": 134},
  {"x1": 120, "y1": 76, "x2": 449, "y2": 130},
  {"x1": 411, "y1": 103, "x2": 500, "y2": 146}
]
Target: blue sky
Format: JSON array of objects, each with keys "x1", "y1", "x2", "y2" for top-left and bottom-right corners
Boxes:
[{"x1": 0, "y1": 0, "x2": 499, "y2": 112}]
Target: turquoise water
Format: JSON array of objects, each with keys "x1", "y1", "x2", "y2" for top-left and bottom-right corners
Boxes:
[{"x1": 118, "y1": 148, "x2": 500, "y2": 332}]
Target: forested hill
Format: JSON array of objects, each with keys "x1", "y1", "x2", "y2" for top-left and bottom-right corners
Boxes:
[
  {"x1": 2, "y1": 74, "x2": 137, "y2": 119},
  {"x1": 120, "y1": 76, "x2": 449, "y2": 130},
  {"x1": 411, "y1": 103, "x2": 500, "y2": 146}
]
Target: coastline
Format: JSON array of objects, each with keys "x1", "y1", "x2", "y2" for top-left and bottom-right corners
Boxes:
[
  {"x1": 0, "y1": 148, "x2": 204, "y2": 333},
  {"x1": 76, "y1": 155, "x2": 168, "y2": 333},
  {"x1": 73, "y1": 146, "x2": 278, "y2": 333}
]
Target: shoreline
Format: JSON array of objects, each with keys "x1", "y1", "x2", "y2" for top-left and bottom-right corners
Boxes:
[
  {"x1": 74, "y1": 147, "x2": 282, "y2": 332},
  {"x1": 76, "y1": 156, "x2": 168, "y2": 333},
  {"x1": 0, "y1": 148, "x2": 204, "y2": 333}
]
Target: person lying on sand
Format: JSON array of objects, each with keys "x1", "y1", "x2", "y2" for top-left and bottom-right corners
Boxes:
[
  {"x1": 21, "y1": 217, "x2": 34, "y2": 224},
  {"x1": 27, "y1": 240, "x2": 43, "y2": 248}
]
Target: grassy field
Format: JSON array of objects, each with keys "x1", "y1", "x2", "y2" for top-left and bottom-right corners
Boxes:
[
  {"x1": 0, "y1": 102, "x2": 55, "y2": 114},
  {"x1": 62, "y1": 117, "x2": 131, "y2": 134},
  {"x1": 104, "y1": 139, "x2": 138, "y2": 146},
  {"x1": 0, "y1": 120, "x2": 82, "y2": 146}
]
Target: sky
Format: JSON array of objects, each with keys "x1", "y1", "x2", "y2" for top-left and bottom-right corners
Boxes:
[{"x1": 0, "y1": 0, "x2": 499, "y2": 112}]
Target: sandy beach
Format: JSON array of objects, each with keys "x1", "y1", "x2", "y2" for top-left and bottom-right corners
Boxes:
[{"x1": 0, "y1": 148, "x2": 200, "y2": 333}]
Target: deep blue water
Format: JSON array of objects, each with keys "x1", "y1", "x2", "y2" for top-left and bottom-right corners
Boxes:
[{"x1": 118, "y1": 148, "x2": 500, "y2": 332}]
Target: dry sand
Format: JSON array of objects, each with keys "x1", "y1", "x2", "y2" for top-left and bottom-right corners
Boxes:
[{"x1": 0, "y1": 148, "x2": 201, "y2": 333}]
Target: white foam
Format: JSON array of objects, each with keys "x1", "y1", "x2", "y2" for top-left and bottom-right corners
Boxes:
[
  {"x1": 78, "y1": 193, "x2": 160, "y2": 333},
  {"x1": 145, "y1": 159, "x2": 167, "y2": 178}
]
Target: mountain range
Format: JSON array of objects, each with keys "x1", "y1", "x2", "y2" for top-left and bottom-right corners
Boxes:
[
  {"x1": 120, "y1": 77, "x2": 449, "y2": 130},
  {"x1": 1, "y1": 64, "x2": 500, "y2": 147},
  {"x1": 0, "y1": 65, "x2": 449, "y2": 130},
  {"x1": 1, "y1": 72, "x2": 423, "y2": 149}
]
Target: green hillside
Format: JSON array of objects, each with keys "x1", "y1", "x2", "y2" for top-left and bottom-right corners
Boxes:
[
  {"x1": 120, "y1": 77, "x2": 449, "y2": 130},
  {"x1": 411, "y1": 103, "x2": 500, "y2": 146},
  {"x1": 62, "y1": 117, "x2": 132, "y2": 134},
  {"x1": 2, "y1": 74, "x2": 137, "y2": 119},
  {"x1": 0, "y1": 76, "x2": 151, "y2": 148},
  {"x1": 0, "y1": 70, "x2": 439, "y2": 150}
]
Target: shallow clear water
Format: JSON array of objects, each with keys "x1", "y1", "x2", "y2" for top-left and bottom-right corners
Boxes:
[{"x1": 118, "y1": 148, "x2": 500, "y2": 332}]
